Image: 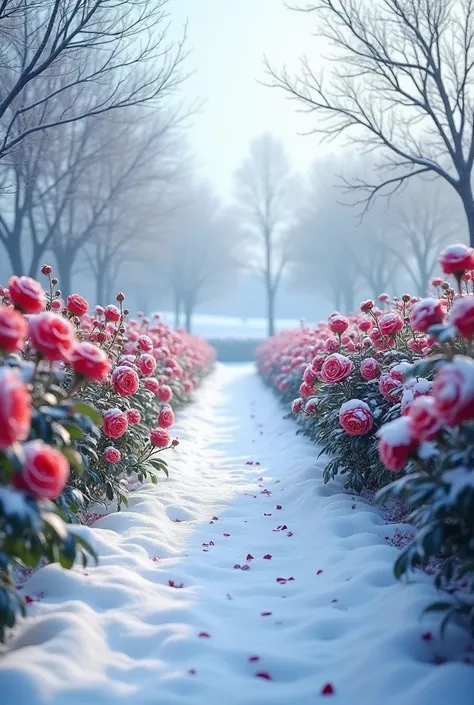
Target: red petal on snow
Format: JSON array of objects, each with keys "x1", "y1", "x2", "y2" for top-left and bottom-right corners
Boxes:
[
  {"x1": 168, "y1": 580, "x2": 184, "y2": 588},
  {"x1": 264, "y1": 513, "x2": 272, "y2": 517},
  {"x1": 422, "y1": 631, "x2": 433, "y2": 641},
  {"x1": 352, "y1": 504, "x2": 357, "y2": 509},
  {"x1": 209, "y1": 541, "x2": 215, "y2": 546},
  {"x1": 263, "y1": 554, "x2": 272, "y2": 560},
  {"x1": 25, "y1": 596, "x2": 34, "y2": 604},
  {"x1": 241, "y1": 565, "x2": 250, "y2": 571},
  {"x1": 234, "y1": 564, "x2": 241, "y2": 570},
  {"x1": 249, "y1": 656, "x2": 260, "y2": 663},
  {"x1": 223, "y1": 533, "x2": 231, "y2": 537},
  {"x1": 321, "y1": 683, "x2": 335, "y2": 695},
  {"x1": 198, "y1": 632, "x2": 211, "y2": 638},
  {"x1": 174, "y1": 519, "x2": 183, "y2": 523},
  {"x1": 317, "y1": 570, "x2": 323, "y2": 575},
  {"x1": 276, "y1": 505, "x2": 282, "y2": 510},
  {"x1": 152, "y1": 557, "x2": 160, "y2": 562},
  {"x1": 281, "y1": 525, "x2": 288, "y2": 530},
  {"x1": 255, "y1": 461, "x2": 261, "y2": 465},
  {"x1": 256, "y1": 671, "x2": 272, "y2": 680},
  {"x1": 212, "y1": 516, "x2": 219, "y2": 521},
  {"x1": 210, "y1": 521, "x2": 215, "y2": 524},
  {"x1": 276, "y1": 578, "x2": 286, "y2": 584},
  {"x1": 287, "y1": 532, "x2": 293, "y2": 537},
  {"x1": 261, "y1": 611, "x2": 272, "y2": 616},
  {"x1": 202, "y1": 543, "x2": 209, "y2": 547},
  {"x1": 258, "y1": 477, "x2": 264, "y2": 482},
  {"x1": 246, "y1": 554, "x2": 254, "y2": 560},
  {"x1": 331, "y1": 599, "x2": 338, "y2": 603},
  {"x1": 273, "y1": 525, "x2": 283, "y2": 532},
  {"x1": 261, "y1": 489, "x2": 272, "y2": 496},
  {"x1": 188, "y1": 669, "x2": 196, "y2": 675}
]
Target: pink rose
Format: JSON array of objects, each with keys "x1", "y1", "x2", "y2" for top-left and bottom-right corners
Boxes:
[
  {"x1": 378, "y1": 417, "x2": 417, "y2": 472},
  {"x1": 360, "y1": 299, "x2": 374, "y2": 313},
  {"x1": 432, "y1": 355, "x2": 474, "y2": 425},
  {"x1": 339, "y1": 399, "x2": 373, "y2": 436},
  {"x1": 439, "y1": 243, "x2": 474, "y2": 275},
  {"x1": 378, "y1": 312, "x2": 403, "y2": 336},
  {"x1": 14, "y1": 440, "x2": 69, "y2": 499},
  {"x1": 112, "y1": 366, "x2": 140, "y2": 397},
  {"x1": 410, "y1": 297, "x2": 446, "y2": 333},
  {"x1": 158, "y1": 405, "x2": 175, "y2": 428},
  {"x1": 104, "y1": 305, "x2": 120, "y2": 322},
  {"x1": 291, "y1": 398, "x2": 304, "y2": 414},
  {"x1": 325, "y1": 337, "x2": 340, "y2": 353},
  {"x1": 299, "y1": 381, "x2": 314, "y2": 397},
  {"x1": 137, "y1": 335, "x2": 153, "y2": 352},
  {"x1": 103, "y1": 408, "x2": 128, "y2": 439},
  {"x1": 149, "y1": 427, "x2": 170, "y2": 447},
  {"x1": 137, "y1": 353, "x2": 156, "y2": 376},
  {"x1": 320, "y1": 353, "x2": 353, "y2": 384},
  {"x1": 0, "y1": 306, "x2": 28, "y2": 353},
  {"x1": 158, "y1": 385, "x2": 173, "y2": 403},
  {"x1": 144, "y1": 378, "x2": 160, "y2": 394},
  {"x1": 303, "y1": 364, "x2": 318, "y2": 385},
  {"x1": 329, "y1": 314, "x2": 349, "y2": 334},
  {"x1": 408, "y1": 396, "x2": 441, "y2": 441},
  {"x1": 304, "y1": 399, "x2": 318, "y2": 415},
  {"x1": 29, "y1": 312, "x2": 76, "y2": 362},
  {"x1": 378, "y1": 373, "x2": 403, "y2": 402},
  {"x1": 449, "y1": 296, "x2": 474, "y2": 338},
  {"x1": 104, "y1": 447, "x2": 121, "y2": 464},
  {"x1": 0, "y1": 367, "x2": 31, "y2": 448},
  {"x1": 70, "y1": 342, "x2": 111, "y2": 381},
  {"x1": 8, "y1": 275, "x2": 46, "y2": 314},
  {"x1": 360, "y1": 357, "x2": 381, "y2": 381},
  {"x1": 127, "y1": 409, "x2": 141, "y2": 424}
]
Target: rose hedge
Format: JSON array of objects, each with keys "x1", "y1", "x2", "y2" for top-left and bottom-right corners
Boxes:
[
  {"x1": 257, "y1": 242, "x2": 474, "y2": 637},
  {"x1": 0, "y1": 269, "x2": 215, "y2": 640}
]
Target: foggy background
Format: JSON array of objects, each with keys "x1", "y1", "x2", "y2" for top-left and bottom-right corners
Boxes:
[{"x1": 0, "y1": 0, "x2": 469, "y2": 341}]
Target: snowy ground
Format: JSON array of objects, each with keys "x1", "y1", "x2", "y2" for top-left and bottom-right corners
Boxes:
[
  {"x1": 159, "y1": 312, "x2": 305, "y2": 339},
  {"x1": 1, "y1": 364, "x2": 473, "y2": 704}
]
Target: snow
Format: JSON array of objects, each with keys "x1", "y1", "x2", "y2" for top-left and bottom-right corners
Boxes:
[
  {"x1": 339, "y1": 399, "x2": 370, "y2": 413},
  {"x1": 377, "y1": 416, "x2": 413, "y2": 446},
  {"x1": 0, "y1": 487, "x2": 36, "y2": 520},
  {"x1": 1, "y1": 364, "x2": 473, "y2": 704}
]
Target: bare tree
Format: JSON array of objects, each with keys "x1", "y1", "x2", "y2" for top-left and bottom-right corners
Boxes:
[
  {"x1": 234, "y1": 134, "x2": 296, "y2": 337},
  {"x1": 0, "y1": 0, "x2": 187, "y2": 158},
  {"x1": 265, "y1": 0, "x2": 474, "y2": 245},
  {"x1": 160, "y1": 183, "x2": 241, "y2": 333}
]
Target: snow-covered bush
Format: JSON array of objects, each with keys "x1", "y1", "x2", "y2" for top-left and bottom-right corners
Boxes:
[
  {"x1": 0, "y1": 268, "x2": 214, "y2": 640},
  {"x1": 257, "y1": 242, "x2": 474, "y2": 636}
]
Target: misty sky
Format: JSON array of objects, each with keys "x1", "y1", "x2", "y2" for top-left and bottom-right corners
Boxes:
[{"x1": 171, "y1": 0, "x2": 330, "y2": 200}]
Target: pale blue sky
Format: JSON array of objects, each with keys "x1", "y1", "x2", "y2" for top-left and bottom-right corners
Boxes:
[{"x1": 170, "y1": 0, "x2": 329, "y2": 200}]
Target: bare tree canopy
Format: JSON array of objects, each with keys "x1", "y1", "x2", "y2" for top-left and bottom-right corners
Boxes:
[
  {"x1": 265, "y1": 0, "x2": 474, "y2": 245},
  {"x1": 0, "y1": 0, "x2": 187, "y2": 158},
  {"x1": 234, "y1": 133, "x2": 297, "y2": 336}
]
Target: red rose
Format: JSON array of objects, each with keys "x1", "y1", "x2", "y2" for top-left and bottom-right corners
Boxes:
[
  {"x1": 127, "y1": 409, "x2": 141, "y2": 424},
  {"x1": 70, "y1": 342, "x2": 111, "y2": 381},
  {"x1": 112, "y1": 366, "x2": 139, "y2": 397},
  {"x1": 320, "y1": 353, "x2": 353, "y2": 384},
  {"x1": 66, "y1": 293, "x2": 89, "y2": 317},
  {"x1": 311, "y1": 354, "x2": 325, "y2": 372},
  {"x1": 158, "y1": 405, "x2": 175, "y2": 428},
  {"x1": 339, "y1": 400, "x2": 373, "y2": 436},
  {"x1": 378, "y1": 417, "x2": 417, "y2": 472},
  {"x1": 360, "y1": 357, "x2": 381, "y2": 381},
  {"x1": 0, "y1": 306, "x2": 28, "y2": 352},
  {"x1": 360, "y1": 299, "x2": 374, "y2": 313},
  {"x1": 51, "y1": 299, "x2": 63, "y2": 311},
  {"x1": 291, "y1": 397, "x2": 305, "y2": 414},
  {"x1": 104, "y1": 446, "x2": 121, "y2": 464},
  {"x1": 8, "y1": 275, "x2": 46, "y2": 314},
  {"x1": 378, "y1": 293, "x2": 390, "y2": 303},
  {"x1": 410, "y1": 297, "x2": 446, "y2": 333},
  {"x1": 389, "y1": 362, "x2": 412, "y2": 382},
  {"x1": 137, "y1": 335, "x2": 153, "y2": 352},
  {"x1": 149, "y1": 427, "x2": 170, "y2": 447},
  {"x1": 439, "y1": 243, "x2": 474, "y2": 275},
  {"x1": 0, "y1": 367, "x2": 31, "y2": 448},
  {"x1": 14, "y1": 440, "x2": 69, "y2": 499},
  {"x1": 329, "y1": 314, "x2": 348, "y2": 334},
  {"x1": 144, "y1": 377, "x2": 160, "y2": 394},
  {"x1": 408, "y1": 396, "x2": 441, "y2": 441},
  {"x1": 299, "y1": 381, "x2": 314, "y2": 397},
  {"x1": 450, "y1": 296, "x2": 474, "y2": 338},
  {"x1": 378, "y1": 373, "x2": 403, "y2": 402},
  {"x1": 158, "y1": 385, "x2": 173, "y2": 403},
  {"x1": 41, "y1": 264, "x2": 53, "y2": 275},
  {"x1": 104, "y1": 304, "x2": 120, "y2": 322},
  {"x1": 137, "y1": 353, "x2": 156, "y2": 376},
  {"x1": 29, "y1": 312, "x2": 76, "y2": 362},
  {"x1": 378, "y1": 312, "x2": 403, "y2": 336},
  {"x1": 358, "y1": 318, "x2": 372, "y2": 332},
  {"x1": 103, "y1": 408, "x2": 128, "y2": 439},
  {"x1": 432, "y1": 356, "x2": 474, "y2": 425},
  {"x1": 303, "y1": 364, "x2": 318, "y2": 385}
]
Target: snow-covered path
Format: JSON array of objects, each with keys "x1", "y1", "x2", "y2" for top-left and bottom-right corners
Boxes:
[{"x1": 1, "y1": 364, "x2": 473, "y2": 705}]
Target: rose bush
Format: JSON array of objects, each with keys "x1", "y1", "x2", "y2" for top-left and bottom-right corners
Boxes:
[
  {"x1": 0, "y1": 268, "x2": 215, "y2": 640},
  {"x1": 257, "y1": 242, "x2": 474, "y2": 636}
]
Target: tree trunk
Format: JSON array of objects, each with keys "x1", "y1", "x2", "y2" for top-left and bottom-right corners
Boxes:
[
  {"x1": 266, "y1": 284, "x2": 275, "y2": 337},
  {"x1": 183, "y1": 295, "x2": 194, "y2": 333},
  {"x1": 174, "y1": 292, "x2": 181, "y2": 328},
  {"x1": 264, "y1": 232, "x2": 275, "y2": 338},
  {"x1": 96, "y1": 269, "x2": 105, "y2": 306},
  {"x1": 56, "y1": 253, "x2": 72, "y2": 298},
  {"x1": 6, "y1": 236, "x2": 25, "y2": 275}
]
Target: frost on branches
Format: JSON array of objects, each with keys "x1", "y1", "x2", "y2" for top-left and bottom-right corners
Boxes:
[
  {"x1": 0, "y1": 269, "x2": 215, "y2": 640},
  {"x1": 257, "y1": 242, "x2": 474, "y2": 637}
]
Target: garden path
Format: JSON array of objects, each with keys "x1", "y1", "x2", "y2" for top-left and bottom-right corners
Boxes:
[{"x1": 0, "y1": 364, "x2": 473, "y2": 705}]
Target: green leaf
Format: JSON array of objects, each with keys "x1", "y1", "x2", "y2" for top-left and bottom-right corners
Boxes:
[
  {"x1": 61, "y1": 422, "x2": 84, "y2": 440},
  {"x1": 42, "y1": 511, "x2": 68, "y2": 540},
  {"x1": 73, "y1": 401, "x2": 103, "y2": 427},
  {"x1": 61, "y1": 447, "x2": 84, "y2": 473}
]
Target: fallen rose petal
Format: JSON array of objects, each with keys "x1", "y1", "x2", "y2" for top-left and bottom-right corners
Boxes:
[
  {"x1": 321, "y1": 683, "x2": 335, "y2": 695},
  {"x1": 241, "y1": 565, "x2": 250, "y2": 571},
  {"x1": 331, "y1": 599, "x2": 338, "y2": 603},
  {"x1": 25, "y1": 596, "x2": 34, "y2": 604},
  {"x1": 198, "y1": 632, "x2": 210, "y2": 638},
  {"x1": 212, "y1": 516, "x2": 219, "y2": 521},
  {"x1": 261, "y1": 489, "x2": 272, "y2": 495},
  {"x1": 249, "y1": 656, "x2": 260, "y2": 663},
  {"x1": 258, "y1": 477, "x2": 264, "y2": 482},
  {"x1": 317, "y1": 570, "x2": 323, "y2": 575},
  {"x1": 174, "y1": 519, "x2": 183, "y2": 523},
  {"x1": 261, "y1": 611, "x2": 272, "y2": 616},
  {"x1": 209, "y1": 541, "x2": 215, "y2": 546},
  {"x1": 152, "y1": 557, "x2": 160, "y2": 562},
  {"x1": 256, "y1": 671, "x2": 272, "y2": 680},
  {"x1": 168, "y1": 580, "x2": 184, "y2": 589},
  {"x1": 287, "y1": 531, "x2": 293, "y2": 537},
  {"x1": 188, "y1": 669, "x2": 196, "y2": 676},
  {"x1": 276, "y1": 505, "x2": 282, "y2": 510},
  {"x1": 263, "y1": 554, "x2": 272, "y2": 560},
  {"x1": 264, "y1": 513, "x2": 272, "y2": 516},
  {"x1": 422, "y1": 631, "x2": 433, "y2": 641},
  {"x1": 352, "y1": 504, "x2": 356, "y2": 509},
  {"x1": 246, "y1": 553, "x2": 254, "y2": 561},
  {"x1": 234, "y1": 564, "x2": 241, "y2": 570},
  {"x1": 223, "y1": 533, "x2": 231, "y2": 537}
]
